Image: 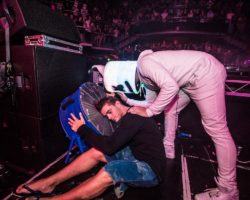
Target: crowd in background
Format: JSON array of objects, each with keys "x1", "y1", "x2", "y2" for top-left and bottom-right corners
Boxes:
[
  {"x1": 39, "y1": 0, "x2": 250, "y2": 67},
  {"x1": 120, "y1": 39, "x2": 245, "y2": 66},
  {"x1": 44, "y1": 0, "x2": 249, "y2": 45}
]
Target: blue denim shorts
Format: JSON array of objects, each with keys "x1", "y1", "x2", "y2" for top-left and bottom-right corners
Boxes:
[{"x1": 104, "y1": 146, "x2": 158, "y2": 188}]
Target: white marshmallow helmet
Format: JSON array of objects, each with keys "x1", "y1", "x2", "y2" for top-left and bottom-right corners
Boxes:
[{"x1": 103, "y1": 61, "x2": 141, "y2": 94}]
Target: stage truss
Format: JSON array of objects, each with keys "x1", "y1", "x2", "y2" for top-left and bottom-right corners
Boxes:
[{"x1": 225, "y1": 79, "x2": 250, "y2": 98}]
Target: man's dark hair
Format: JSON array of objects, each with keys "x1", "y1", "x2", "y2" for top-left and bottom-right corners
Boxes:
[{"x1": 95, "y1": 96, "x2": 118, "y2": 112}]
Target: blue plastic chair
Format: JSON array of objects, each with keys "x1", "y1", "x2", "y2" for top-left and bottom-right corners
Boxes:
[
  {"x1": 64, "y1": 131, "x2": 85, "y2": 164},
  {"x1": 59, "y1": 89, "x2": 88, "y2": 163},
  {"x1": 59, "y1": 82, "x2": 114, "y2": 164}
]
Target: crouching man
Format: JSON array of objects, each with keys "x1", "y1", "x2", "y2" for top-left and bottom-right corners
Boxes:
[{"x1": 15, "y1": 96, "x2": 166, "y2": 200}]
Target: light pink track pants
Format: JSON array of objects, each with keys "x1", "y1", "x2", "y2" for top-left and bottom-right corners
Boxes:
[{"x1": 163, "y1": 66, "x2": 237, "y2": 190}]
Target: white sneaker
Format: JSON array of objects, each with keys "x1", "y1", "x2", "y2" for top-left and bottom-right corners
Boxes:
[
  {"x1": 164, "y1": 144, "x2": 175, "y2": 159},
  {"x1": 194, "y1": 187, "x2": 239, "y2": 200},
  {"x1": 114, "y1": 183, "x2": 127, "y2": 199}
]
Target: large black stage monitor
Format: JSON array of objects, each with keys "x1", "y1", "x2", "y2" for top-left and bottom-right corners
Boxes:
[
  {"x1": 0, "y1": 46, "x2": 88, "y2": 169},
  {"x1": 0, "y1": 45, "x2": 88, "y2": 118},
  {"x1": 0, "y1": 0, "x2": 80, "y2": 43}
]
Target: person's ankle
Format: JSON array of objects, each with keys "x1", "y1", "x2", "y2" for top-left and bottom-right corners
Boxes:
[{"x1": 37, "y1": 178, "x2": 56, "y2": 193}]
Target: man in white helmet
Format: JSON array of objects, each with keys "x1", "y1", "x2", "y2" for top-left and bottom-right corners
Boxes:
[
  {"x1": 125, "y1": 49, "x2": 238, "y2": 200},
  {"x1": 102, "y1": 60, "x2": 190, "y2": 160}
]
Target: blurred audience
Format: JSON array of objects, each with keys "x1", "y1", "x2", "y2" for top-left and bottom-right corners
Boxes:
[
  {"x1": 44, "y1": 0, "x2": 248, "y2": 46},
  {"x1": 40, "y1": 0, "x2": 250, "y2": 67}
]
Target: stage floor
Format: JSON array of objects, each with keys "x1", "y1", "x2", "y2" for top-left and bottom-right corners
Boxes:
[{"x1": 1, "y1": 137, "x2": 250, "y2": 200}]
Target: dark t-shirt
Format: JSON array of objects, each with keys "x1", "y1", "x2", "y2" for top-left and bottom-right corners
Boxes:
[{"x1": 78, "y1": 113, "x2": 166, "y2": 182}]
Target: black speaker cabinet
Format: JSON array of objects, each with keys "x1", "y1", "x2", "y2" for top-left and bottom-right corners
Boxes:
[
  {"x1": 0, "y1": 46, "x2": 89, "y2": 170},
  {"x1": 17, "y1": 113, "x2": 68, "y2": 169},
  {"x1": 0, "y1": 111, "x2": 68, "y2": 170},
  {"x1": 0, "y1": 45, "x2": 88, "y2": 119},
  {"x1": 0, "y1": 0, "x2": 80, "y2": 43}
]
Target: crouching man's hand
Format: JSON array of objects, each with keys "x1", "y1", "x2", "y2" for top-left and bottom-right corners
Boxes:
[{"x1": 68, "y1": 112, "x2": 85, "y2": 132}]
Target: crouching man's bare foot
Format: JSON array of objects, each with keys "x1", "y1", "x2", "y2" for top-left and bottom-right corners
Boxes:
[{"x1": 15, "y1": 178, "x2": 56, "y2": 197}]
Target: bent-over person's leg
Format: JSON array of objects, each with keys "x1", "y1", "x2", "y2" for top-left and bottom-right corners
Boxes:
[{"x1": 163, "y1": 90, "x2": 190, "y2": 158}]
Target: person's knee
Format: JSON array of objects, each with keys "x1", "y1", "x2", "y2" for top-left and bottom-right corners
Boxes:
[
  {"x1": 96, "y1": 168, "x2": 113, "y2": 185},
  {"x1": 89, "y1": 148, "x2": 107, "y2": 162}
]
